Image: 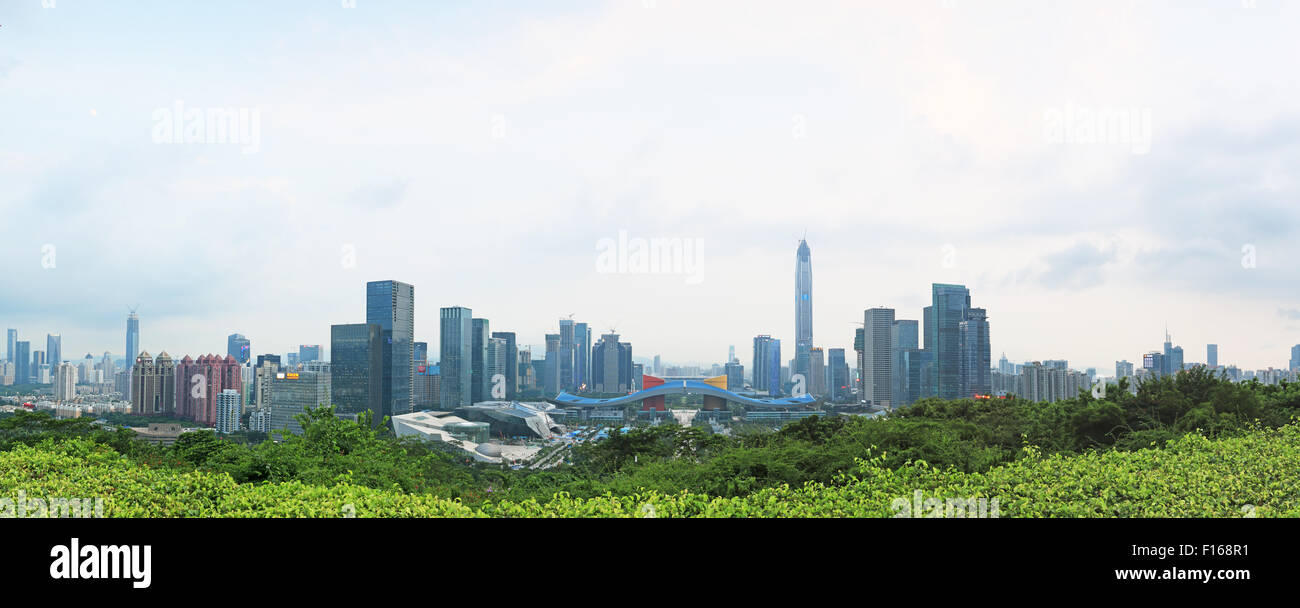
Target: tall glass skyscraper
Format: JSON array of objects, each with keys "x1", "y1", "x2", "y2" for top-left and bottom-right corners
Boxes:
[
  {"x1": 366, "y1": 280, "x2": 414, "y2": 418},
  {"x1": 863, "y1": 308, "x2": 894, "y2": 407},
  {"x1": 794, "y1": 239, "x2": 813, "y2": 380},
  {"x1": 330, "y1": 323, "x2": 382, "y2": 423},
  {"x1": 491, "y1": 331, "x2": 518, "y2": 399},
  {"x1": 574, "y1": 322, "x2": 590, "y2": 389},
  {"x1": 14, "y1": 341, "x2": 30, "y2": 385},
  {"x1": 227, "y1": 333, "x2": 251, "y2": 364},
  {"x1": 752, "y1": 335, "x2": 782, "y2": 396},
  {"x1": 439, "y1": 307, "x2": 473, "y2": 408},
  {"x1": 558, "y1": 319, "x2": 576, "y2": 391},
  {"x1": 6, "y1": 329, "x2": 15, "y2": 363},
  {"x1": 924, "y1": 283, "x2": 971, "y2": 400},
  {"x1": 125, "y1": 312, "x2": 140, "y2": 371},
  {"x1": 471, "y1": 318, "x2": 490, "y2": 403},
  {"x1": 892, "y1": 320, "x2": 919, "y2": 405},
  {"x1": 959, "y1": 308, "x2": 991, "y2": 397},
  {"x1": 46, "y1": 334, "x2": 61, "y2": 368}
]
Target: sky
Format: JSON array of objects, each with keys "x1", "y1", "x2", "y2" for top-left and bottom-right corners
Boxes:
[{"x1": 2, "y1": 0, "x2": 1300, "y2": 374}]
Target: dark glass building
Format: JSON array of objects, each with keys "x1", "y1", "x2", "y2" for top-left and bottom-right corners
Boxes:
[
  {"x1": 366, "y1": 280, "x2": 414, "y2": 418},
  {"x1": 471, "y1": 318, "x2": 490, "y2": 403},
  {"x1": 490, "y1": 331, "x2": 518, "y2": 399},
  {"x1": 439, "y1": 307, "x2": 472, "y2": 408},
  {"x1": 924, "y1": 283, "x2": 971, "y2": 400},
  {"x1": 227, "y1": 333, "x2": 251, "y2": 364},
  {"x1": 330, "y1": 323, "x2": 382, "y2": 424}
]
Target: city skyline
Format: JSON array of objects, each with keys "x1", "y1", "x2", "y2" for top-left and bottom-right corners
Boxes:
[{"x1": 4, "y1": 2, "x2": 1300, "y2": 372}]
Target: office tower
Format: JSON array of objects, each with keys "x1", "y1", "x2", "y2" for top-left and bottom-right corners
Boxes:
[
  {"x1": 31, "y1": 350, "x2": 46, "y2": 383},
  {"x1": 332, "y1": 323, "x2": 383, "y2": 422},
  {"x1": 558, "y1": 319, "x2": 576, "y2": 391},
  {"x1": 653, "y1": 355, "x2": 662, "y2": 376},
  {"x1": 998, "y1": 353, "x2": 1013, "y2": 376},
  {"x1": 125, "y1": 311, "x2": 140, "y2": 372},
  {"x1": 269, "y1": 370, "x2": 331, "y2": 436},
  {"x1": 1116, "y1": 360, "x2": 1134, "y2": 380},
  {"x1": 794, "y1": 239, "x2": 813, "y2": 381},
  {"x1": 1143, "y1": 351, "x2": 1164, "y2": 377},
  {"x1": 414, "y1": 364, "x2": 440, "y2": 409},
  {"x1": 631, "y1": 363, "x2": 644, "y2": 391},
  {"x1": 255, "y1": 354, "x2": 281, "y2": 371},
  {"x1": 1291, "y1": 345, "x2": 1300, "y2": 372},
  {"x1": 1207, "y1": 344, "x2": 1218, "y2": 368},
  {"x1": 574, "y1": 322, "x2": 590, "y2": 389},
  {"x1": 959, "y1": 308, "x2": 991, "y2": 398},
  {"x1": 471, "y1": 318, "x2": 490, "y2": 403},
  {"x1": 80, "y1": 353, "x2": 94, "y2": 384},
  {"x1": 101, "y1": 352, "x2": 116, "y2": 381},
  {"x1": 413, "y1": 342, "x2": 428, "y2": 365},
  {"x1": 543, "y1": 333, "x2": 561, "y2": 395},
  {"x1": 46, "y1": 334, "x2": 61, "y2": 368},
  {"x1": 491, "y1": 332, "x2": 518, "y2": 399},
  {"x1": 1169, "y1": 345, "x2": 1184, "y2": 375},
  {"x1": 366, "y1": 280, "x2": 414, "y2": 418},
  {"x1": 516, "y1": 346, "x2": 534, "y2": 391},
  {"x1": 924, "y1": 283, "x2": 972, "y2": 400},
  {"x1": 827, "y1": 348, "x2": 849, "y2": 402},
  {"x1": 5, "y1": 329, "x2": 14, "y2": 363},
  {"x1": 253, "y1": 359, "x2": 279, "y2": 411},
  {"x1": 438, "y1": 307, "x2": 473, "y2": 408},
  {"x1": 487, "y1": 337, "x2": 508, "y2": 399},
  {"x1": 853, "y1": 327, "x2": 865, "y2": 399},
  {"x1": 725, "y1": 360, "x2": 745, "y2": 391},
  {"x1": 130, "y1": 351, "x2": 176, "y2": 415},
  {"x1": 175, "y1": 355, "x2": 242, "y2": 427},
  {"x1": 808, "y1": 347, "x2": 825, "y2": 396},
  {"x1": 591, "y1": 332, "x2": 633, "y2": 393},
  {"x1": 54, "y1": 363, "x2": 76, "y2": 402},
  {"x1": 227, "y1": 334, "x2": 251, "y2": 364},
  {"x1": 863, "y1": 308, "x2": 895, "y2": 407},
  {"x1": 752, "y1": 335, "x2": 782, "y2": 396},
  {"x1": 899, "y1": 348, "x2": 933, "y2": 407},
  {"x1": 216, "y1": 390, "x2": 242, "y2": 434},
  {"x1": 286, "y1": 353, "x2": 301, "y2": 369},
  {"x1": 14, "y1": 342, "x2": 29, "y2": 385},
  {"x1": 298, "y1": 344, "x2": 321, "y2": 363},
  {"x1": 0, "y1": 361, "x2": 13, "y2": 386},
  {"x1": 892, "y1": 320, "x2": 919, "y2": 406}
]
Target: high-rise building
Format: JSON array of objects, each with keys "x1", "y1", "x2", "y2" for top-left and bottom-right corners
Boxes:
[
  {"x1": 14, "y1": 341, "x2": 30, "y2": 385},
  {"x1": 1206, "y1": 344, "x2": 1218, "y2": 368},
  {"x1": 653, "y1": 354, "x2": 662, "y2": 376},
  {"x1": 216, "y1": 390, "x2": 242, "y2": 434},
  {"x1": 808, "y1": 347, "x2": 825, "y2": 397},
  {"x1": 487, "y1": 337, "x2": 508, "y2": 399},
  {"x1": 1291, "y1": 345, "x2": 1300, "y2": 372},
  {"x1": 891, "y1": 320, "x2": 919, "y2": 405},
  {"x1": 924, "y1": 283, "x2": 972, "y2": 400},
  {"x1": 414, "y1": 364, "x2": 440, "y2": 409},
  {"x1": 125, "y1": 312, "x2": 140, "y2": 372},
  {"x1": 1116, "y1": 360, "x2": 1134, "y2": 380},
  {"x1": 5, "y1": 329, "x2": 15, "y2": 363},
  {"x1": 899, "y1": 348, "x2": 933, "y2": 407},
  {"x1": 558, "y1": 319, "x2": 576, "y2": 391},
  {"x1": 863, "y1": 308, "x2": 894, "y2": 407},
  {"x1": 853, "y1": 327, "x2": 865, "y2": 399},
  {"x1": 366, "y1": 280, "x2": 414, "y2": 418},
  {"x1": 794, "y1": 239, "x2": 813, "y2": 381},
  {"x1": 227, "y1": 334, "x2": 251, "y2": 364},
  {"x1": 332, "y1": 323, "x2": 383, "y2": 422},
  {"x1": 959, "y1": 308, "x2": 991, "y2": 398},
  {"x1": 471, "y1": 318, "x2": 490, "y2": 403},
  {"x1": 828, "y1": 348, "x2": 849, "y2": 402},
  {"x1": 299, "y1": 344, "x2": 321, "y2": 363},
  {"x1": 54, "y1": 363, "x2": 76, "y2": 402},
  {"x1": 268, "y1": 371, "x2": 331, "y2": 436},
  {"x1": 725, "y1": 360, "x2": 745, "y2": 391},
  {"x1": 491, "y1": 332, "x2": 518, "y2": 399},
  {"x1": 130, "y1": 351, "x2": 176, "y2": 415},
  {"x1": 413, "y1": 342, "x2": 428, "y2": 365},
  {"x1": 591, "y1": 332, "x2": 632, "y2": 393},
  {"x1": 752, "y1": 335, "x2": 782, "y2": 396},
  {"x1": 574, "y1": 322, "x2": 590, "y2": 389},
  {"x1": 46, "y1": 334, "x2": 62, "y2": 368},
  {"x1": 176, "y1": 354, "x2": 242, "y2": 427},
  {"x1": 439, "y1": 307, "x2": 473, "y2": 408},
  {"x1": 543, "y1": 333, "x2": 561, "y2": 395}
]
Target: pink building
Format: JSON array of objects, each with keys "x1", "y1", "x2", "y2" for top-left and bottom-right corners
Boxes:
[{"x1": 176, "y1": 354, "x2": 242, "y2": 427}]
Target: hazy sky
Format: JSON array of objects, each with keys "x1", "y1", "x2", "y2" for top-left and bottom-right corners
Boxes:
[{"x1": 3, "y1": 0, "x2": 1299, "y2": 373}]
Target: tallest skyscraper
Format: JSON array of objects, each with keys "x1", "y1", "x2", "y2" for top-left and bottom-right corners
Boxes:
[
  {"x1": 125, "y1": 312, "x2": 140, "y2": 369},
  {"x1": 794, "y1": 239, "x2": 813, "y2": 381},
  {"x1": 367, "y1": 280, "x2": 414, "y2": 419}
]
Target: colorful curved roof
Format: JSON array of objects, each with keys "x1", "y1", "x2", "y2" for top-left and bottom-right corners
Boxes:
[{"x1": 552, "y1": 376, "x2": 817, "y2": 409}]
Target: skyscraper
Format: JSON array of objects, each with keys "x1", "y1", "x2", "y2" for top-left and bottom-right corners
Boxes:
[
  {"x1": 268, "y1": 370, "x2": 331, "y2": 436},
  {"x1": 331, "y1": 323, "x2": 383, "y2": 423},
  {"x1": 794, "y1": 239, "x2": 813, "y2": 381},
  {"x1": 14, "y1": 341, "x2": 30, "y2": 385},
  {"x1": 130, "y1": 351, "x2": 176, "y2": 415},
  {"x1": 925, "y1": 283, "x2": 972, "y2": 400},
  {"x1": 959, "y1": 308, "x2": 991, "y2": 398},
  {"x1": 1291, "y1": 345, "x2": 1300, "y2": 372},
  {"x1": 808, "y1": 347, "x2": 825, "y2": 397},
  {"x1": 491, "y1": 331, "x2": 518, "y2": 399},
  {"x1": 299, "y1": 344, "x2": 321, "y2": 363},
  {"x1": 487, "y1": 337, "x2": 508, "y2": 399},
  {"x1": 227, "y1": 334, "x2": 251, "y2": 364},
  {"x1": 752, "y1": 335, "x2": 782, "y2": 396},
  {"x1": 439, "y1": 307, "x2": 473, "y2": 408},
  {"x1": 5, "y1": 329, "x2": 15, "y2": 363},
  {"x1": 591, "y1": 332, "x2": 633, "y2": 393},
  {"x1": 54, "y1": 363, "x2": 76, "y2": 403},
  {"x1": 176, "y1": 354, "x2": 242, "y2": 427},
  {"x1": 828, "y1": 348, "x2": 849, "y2": 402},
  {"x1": 1207, "y1": 344, "x2": 1218, "y2": 368},
  {"x1": 574, "y1": 322, "x2": 590, "y2": 390},
  {"x1": 892, "y1": 320, "x2": 919, "y2": 406},
  {"x1": 413, "y1": 342, "x2": 427, "y2": 365},
  {"x1": 125, "y1": 312, "x2": 140, "y2": 372},
  {"x1": 543, "y1": 333, "x2": 561, "y2": 395},
  {"x1": 558, "y1": 319, "x2": 576, "y2": 391},
  {"x1": 366, "y1": 280, "x2": 414, "y2": 418},
  {"x1": 471, "y1": 318, "x2": 490, "y2": 403},
  {"x1": 216, "y1": 390, "x2": 242, "y2": 434},
  {"x1": 46, "y1": 334, "x2": 61, "y2": 368},
  {"x1": 863, "y1": 308, "x2": 894, "y2": 407}
]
